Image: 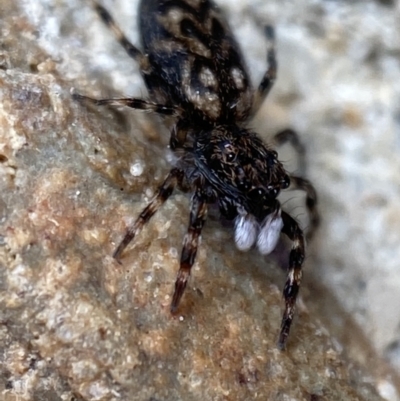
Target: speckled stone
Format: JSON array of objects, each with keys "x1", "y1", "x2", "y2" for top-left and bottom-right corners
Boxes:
[{"x1": 0, "y1": 0, "x2": 399, "y2": 400}]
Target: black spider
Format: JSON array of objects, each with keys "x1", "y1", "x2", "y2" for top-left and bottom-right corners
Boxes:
[{"x1": 73, "y1": 0, "x2": 318, "y2": 349}]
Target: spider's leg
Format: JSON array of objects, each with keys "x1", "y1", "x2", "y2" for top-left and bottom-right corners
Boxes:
[
  {"x1": 170, "y1": 189, "x2": 208, "y2": 313},
  {"x1": 113, "y1": 168, "x2": 184, "y2": 261},
  {"x1": 251, "y1": 26, "x2": 276, "y2": 116},
  {"x1": 273, "y1": 128, "x2": 319, "y2": 240},
  {"x1": 273, "y1": 129, "x2": 306, "y2": 174},
  {"x1": 72, "y1": 94, "x2": 183, "y2": 117},
  {"x1": 287, "y1": 175, "x2": 319, "y2": 241},
  {"x1": 278, "y1": 211, "x2": 305, "y2": 350},
  {"x1": 75, "y1": 3, "x2": 179, "y2": 116},
  {"x1": 91, "y1": 0, "x2": 148, "y2": 69}
]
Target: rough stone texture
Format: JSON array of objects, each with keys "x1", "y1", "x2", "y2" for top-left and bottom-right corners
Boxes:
[{"x1": 1, "y1": 0, "x2": 399, "y2": 400}]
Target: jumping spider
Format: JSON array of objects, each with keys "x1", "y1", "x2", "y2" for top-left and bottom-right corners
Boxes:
[{"x1": 74, "y1": 0, "x2": 318, "y2": 349}]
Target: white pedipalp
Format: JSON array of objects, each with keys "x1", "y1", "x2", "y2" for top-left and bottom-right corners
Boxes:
[
  {"x1": 234, "y1": 212, "x2": 258, "y2": 251},
  {"x1": 256, "y1": 209, "x2": 284, "y2": 255}
]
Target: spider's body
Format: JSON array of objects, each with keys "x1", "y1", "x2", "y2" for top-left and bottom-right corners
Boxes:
[{"x1": 75, "y1": 0, "x2": 318, "y2": 349}]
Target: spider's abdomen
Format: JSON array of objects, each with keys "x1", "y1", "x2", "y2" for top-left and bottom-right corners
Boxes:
[{"x1": 139, "y1": 0, "x2": 253, "y2": 124}]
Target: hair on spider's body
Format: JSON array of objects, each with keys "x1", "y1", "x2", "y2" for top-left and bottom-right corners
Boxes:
[{"x1": 74, "y1": 0, "x2": 318, "y2": 349}]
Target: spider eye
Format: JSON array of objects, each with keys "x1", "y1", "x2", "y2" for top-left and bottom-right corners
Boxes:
[
  {"x1": 267, "y1": 186, "x2": 280, "y2": 198},
  {"x1": 248, "y1": 187, "x2": 266, "y2": 200},
  {"x1": 226, "y1": 152, "x2": 236, "y2": 162},
  {"x1": 281, "y1": 174, "x2": 290, "y2": 189},
  {"x1": 267, "y1": 151, "x2": 278, "y2": 167},
  {"x1": 238, "y1": 181, "x2": 250, "y2": 191},
  {"x1": 220, "y1": 141, "x2": 237, "y2": 163}
]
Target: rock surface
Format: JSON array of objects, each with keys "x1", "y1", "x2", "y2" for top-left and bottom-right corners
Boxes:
[{"x1": 1, "y1": 0, "x2": 399, "y2": 400}]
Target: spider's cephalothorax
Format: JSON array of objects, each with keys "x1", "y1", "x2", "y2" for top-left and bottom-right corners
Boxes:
[{"x1": 74, "y1": 0, "x2": 319, "y2": 349}]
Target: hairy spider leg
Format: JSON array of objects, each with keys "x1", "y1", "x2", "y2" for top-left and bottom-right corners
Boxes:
[
  {"x1": 75, "y1": 3, "x2": 184, "y2": 118},
  {"x1": 91, "y1": 0, "x2": 147, "y2": 68},
  {"x1": 72, "y1": 94, "x2": 182, "y2": 117},
  {"x1": 273, "y1": 128, "x2": 319, "y2": 240},
  {"x1": 287, "y1": 175, "x2": 319, "y2": 241},
  {"x1": 273, "y1": 128, "x2": 306, "y2": 174},
  {"x1": 278, "y1": 211, "x2": 305, "y2": 350},
  {"x1": 113, "y1": 168, "x2": 184, "y2": 261},
  {"x1": 251, "y1": 26, "x2": 277, "y2": 116},
  {"x1": 171, "y1": 189, "x2": 208, "y2": 313}
]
